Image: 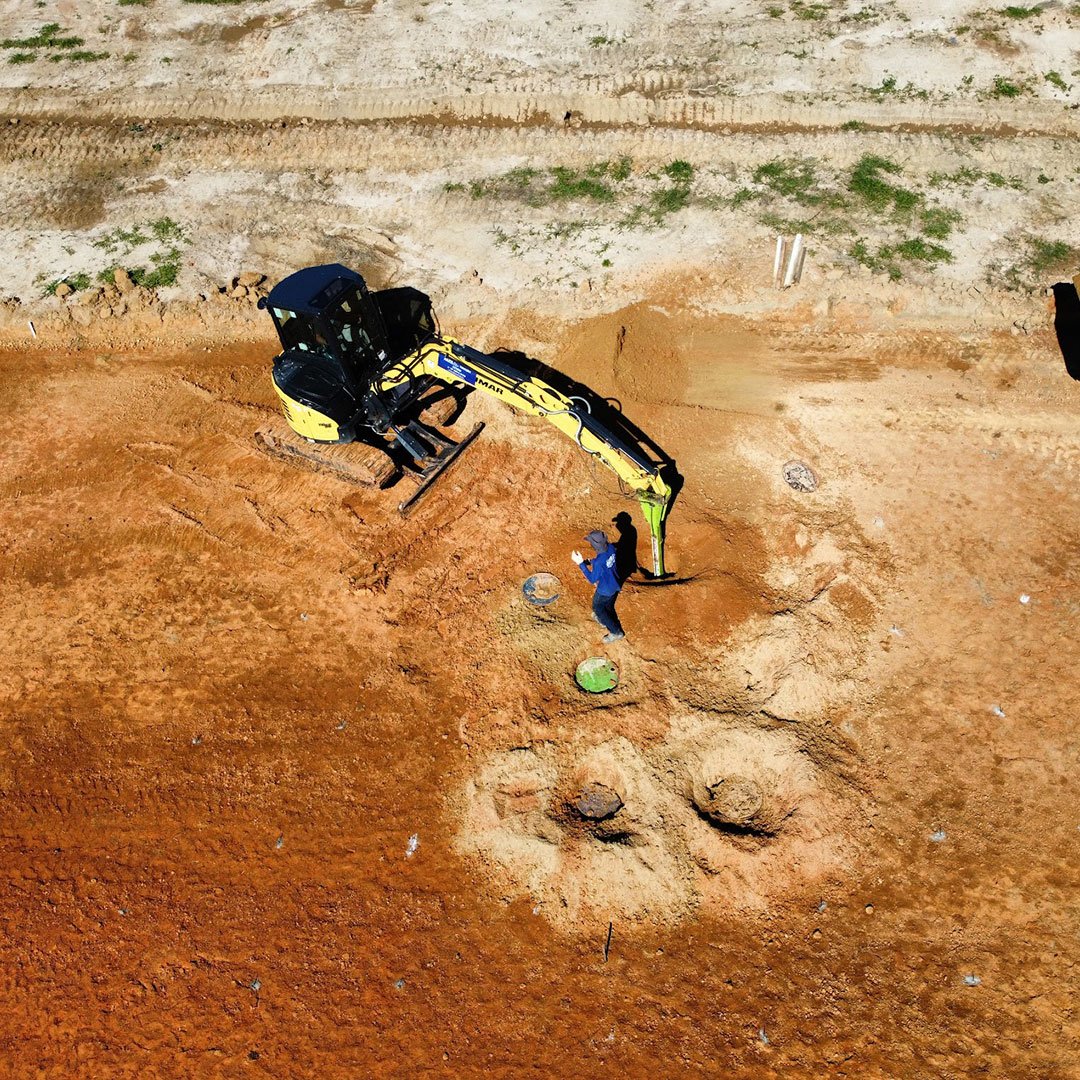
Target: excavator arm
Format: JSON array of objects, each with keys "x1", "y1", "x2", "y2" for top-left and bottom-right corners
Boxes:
[{"x1": 376, "y1": 337, "x2": 673, "y2": 576}]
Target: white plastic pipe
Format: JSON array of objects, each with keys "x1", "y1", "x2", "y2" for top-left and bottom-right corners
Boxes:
[
  {"x1": 782, "y1": 233, "x2": 804, "y2": 288},
  {"x1": 773, "y1": 236, "x2": 787, "y2": 288}
]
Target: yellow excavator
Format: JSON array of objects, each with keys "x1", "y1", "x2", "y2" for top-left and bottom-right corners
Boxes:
[{"x1": 256, "y1": 264, "x2": 675, "y2": 576}]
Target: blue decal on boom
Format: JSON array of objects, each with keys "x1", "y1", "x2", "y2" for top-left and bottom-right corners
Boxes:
[{"x1": 437, "y1": 353, "x2": 477, "y2": 385}]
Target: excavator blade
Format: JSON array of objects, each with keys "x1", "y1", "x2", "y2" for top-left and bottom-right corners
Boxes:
[
  {"x1": 397, "y1": 422, "x2": 485, "y2": 516},
  {"x1": 254, "y1": 427, "x2": 399, "y2": 488}
]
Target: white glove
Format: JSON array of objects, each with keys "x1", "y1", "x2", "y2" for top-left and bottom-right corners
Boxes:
[{"x1": 571, "y1": 550, "x2": 584, "y2": 565}]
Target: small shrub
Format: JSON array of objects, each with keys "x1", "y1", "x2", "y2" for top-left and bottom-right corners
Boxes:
[{"x1": 7, "y1": 51, "x2": 35, "y2": 63}]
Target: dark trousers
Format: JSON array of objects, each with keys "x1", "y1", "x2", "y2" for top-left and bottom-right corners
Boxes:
[{"x1": 592, "y1": 591, "x2": 623, "y2": 636}]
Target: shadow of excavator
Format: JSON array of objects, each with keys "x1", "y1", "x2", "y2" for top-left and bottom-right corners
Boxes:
[{"x1": 1051, "y1": 281, "x2": 1080, "y2": 381}]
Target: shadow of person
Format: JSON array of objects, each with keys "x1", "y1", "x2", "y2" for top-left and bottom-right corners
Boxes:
[
  {"x1": 1052, "y1": 282, "x2": 1080, "y2": 381},
  {"x1": 611, "y1": 510, "x2": 639, "y2": 584}
]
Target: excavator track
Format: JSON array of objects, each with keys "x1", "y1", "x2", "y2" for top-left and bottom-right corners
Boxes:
[{"x1": 254, "y1": 427, "x2": 399, "y2": 488}]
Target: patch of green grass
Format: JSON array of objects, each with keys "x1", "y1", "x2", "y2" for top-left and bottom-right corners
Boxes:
[
  {"x1": 1024, "y1": 238, "x2": 1077, "y2": 273},
  {"x1": 650, "y1": 186, "x2": 690, "y2": 216},
  {"x1": 1000, "y1": 5, "x2": 1039, "y2": 17},
  {"x1": 766, "y1": 5, "x2": 785, "y2": 15},
  {"x1": 184, "y1": 0, "x2": 268, "y2": 5},
  {"x1": 753, "y1": 158, "x2": 820, "y2": 202},
  {"x1": 1045, "y1": 70, "x2": 1070, "y2": 91},
  {"x1": 848, "y1": 154, "x2": 920, "y2": 214},
  {"x1": 130, "y1": 259, "x2": 180, "y2": 289},
  {"x1": 93, "y1": 225, "x2": 150, "y2": 253},
  {"x1": 7, "y1": 51, "x2": 36, "y2": 63},
  {"x1": 588, "y1": 35, "x2": 614, "y2": 46},
  {"x1": 840, "y1": 119, "x2": 867, "y2": 131},
  {"x1": 991, "y1": 75, "x2": 1025, "y2": 97},
  {"x1": 150, "y1": 217, "x2": 185, "y2": 243},
  {"x1": 118, "y1": 0, "x2": 149, "y2": 6},
  {"x1": 663, "y1": 160, "x2": 693, "y2": 184},
  {"x1": 2, "y1": 23, "x2": 83, "y2": 50},
  {"x1": 45, "y1": 272, "x2": 92, "y2": 295},
  {"x1": 50, "y1": 50, "x2": 109, "y2": 62},
  {"x1": 549, "y1": 167, "x2": 615, "y2": 202},
  {"x1": 443, "y1": 181, "x2": 464, "y2": 192},
  {"x1": 790, "y1": 1, "x2": 829, "y2": 20},
  {"x1": 920, "y1": 207, "x2": 962, "y2": 239},
  {"x1": 840, "y1": 7, "x2": 879, "y2": 22},
  {"x1": 889, "y1": 238, "x2": 953, "y2": 264},
  {"x1": 865, "y1": 74, "x2": 929, "y2": 101},
  {"x1": 611, "y1": 156, "x2": 633, "y2": 182},
  {"x1": 850, "y1": 239, "x2": 902, "y2": 280}
]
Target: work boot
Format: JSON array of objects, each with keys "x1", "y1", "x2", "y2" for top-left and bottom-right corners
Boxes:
[{"x1": 602, "y1": 632, "x2": 625, "y2": 643}]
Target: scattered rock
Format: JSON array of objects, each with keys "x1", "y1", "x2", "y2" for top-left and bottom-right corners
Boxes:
[
  {"x1": 230, "y1": 285, "x2": 249, "y2": 300},
  {"x1": 782, "y1": 460, "x2": 818, "y2": 493},
  {"x1": 573, "y1": 782, "x2": 624, "y2": 821},
  {"x1": 114, "y1": 269, "x2": 136, "y2": 295},
  {"x1": 55, "y1": 283, "x2": 73, "y2": 300},
  {"x1": 236, "y1": 271, "x2": 265, "y2": 288}
]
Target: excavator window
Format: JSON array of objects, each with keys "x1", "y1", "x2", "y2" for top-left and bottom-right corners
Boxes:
[
  {"x1": 272, "y1": 307, "x2": 319, "y2": 353},
  {"x1": 325, "y1": 288, "x2": 387, "y2": 370}
]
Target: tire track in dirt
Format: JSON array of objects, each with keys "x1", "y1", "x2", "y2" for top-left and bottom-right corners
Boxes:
[
  {"x1": 0, "y1": 116, "x2": 1069, "y2": 185},
  {"x1": 1, "y1": 86, "x2": 1077, "y2": 138}
]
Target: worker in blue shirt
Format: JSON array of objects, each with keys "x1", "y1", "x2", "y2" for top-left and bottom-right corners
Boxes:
[{"x1": 572, "y1": 529, "x2": 625, "y2": 643}]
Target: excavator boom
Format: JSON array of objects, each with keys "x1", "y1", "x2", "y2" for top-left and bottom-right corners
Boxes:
[{"x1": 377, "y1": 337, "x2": 673, "y2": 576}]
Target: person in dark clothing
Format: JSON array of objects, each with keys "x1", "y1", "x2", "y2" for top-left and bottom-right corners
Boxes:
[{"x1": 572, "y1": 530, "x2": 625, "y2": 642}]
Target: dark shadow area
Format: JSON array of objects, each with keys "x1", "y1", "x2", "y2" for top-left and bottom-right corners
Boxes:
[
  {"x1": 1052, "y1": 282, "x2": 1080, "y2": 380},
  {"x1": 611, "y1": 510, "x2": 639, "y2": 583}
]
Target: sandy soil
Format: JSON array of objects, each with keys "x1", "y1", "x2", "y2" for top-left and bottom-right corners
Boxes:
[{"x1": 1, "y1": 1, "x2": 1079, "y2": 1077}]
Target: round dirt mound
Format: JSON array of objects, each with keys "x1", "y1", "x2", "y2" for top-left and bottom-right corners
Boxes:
[{"x1": 455, "y1": 716, "x2": 849, "y2": 931}]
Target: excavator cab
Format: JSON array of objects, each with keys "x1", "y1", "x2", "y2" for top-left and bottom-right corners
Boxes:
[{"x1": 259, "y1": 264, "x2": 398, "y2": 443}]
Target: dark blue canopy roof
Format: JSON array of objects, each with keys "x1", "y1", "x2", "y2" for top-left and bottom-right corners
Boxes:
[{"x1": 265, "y1": 264, "x2": 366, "y2": 316}]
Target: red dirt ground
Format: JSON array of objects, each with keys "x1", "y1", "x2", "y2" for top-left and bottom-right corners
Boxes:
[{"x1": 1, "y1": 307, "x2": 1078, "y2": 1077}]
